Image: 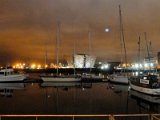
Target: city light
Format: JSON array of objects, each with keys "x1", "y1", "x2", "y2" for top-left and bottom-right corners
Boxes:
[{"x1": 100, "y1": 64, "x2": 110, "y2": 70}]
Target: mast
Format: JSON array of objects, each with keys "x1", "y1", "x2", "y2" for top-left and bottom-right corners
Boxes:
[
  {"x1": 73, "y1": 38, "x2": 76, "y2": 76},
  {"x1": 88, "y1": 31, "x2": 92, "y2": 73},
  {"x1": 144, "y1": 32, "x2": 151, "y2": 72},
  {"x1": 73, "y1": 24, "x2": 76, "y2": 76},
  {"x1": 144, "y1": 32, "x2": 150, "y2": 61},
  {"x1": 138, "y1": 36, "x2": 141, "y2": 65},
  {"x1": 119, "y1": 5, "x2": 127, "y2": 69},
  {"x1": 138, "y1": 36, "x2": 141, "y2": 74},
  {"x1": 56, "y1": 22, "x2": 60, "y2": 75},
  {"x1": 44, "y1": 39, "x2": 48, "y2": 69}
]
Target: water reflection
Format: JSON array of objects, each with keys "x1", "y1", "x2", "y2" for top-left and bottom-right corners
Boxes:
[
  {"x1": 0, "y1": 83, "x2": 25, "y2": 97},
  {"x1": 39, "y1": 81, "x2": 92, "y2": 91},
  {"x1": 39, "y1": 81, "x2": 93, "y2": 114},
  {"x1": 107, "y1": 82, "x2": 129, "y2": 93},
  {"x1": 129, "y1": 89, "x2": 160, "y2": 113},
  {"x1": 0, "y1": 81, "x2": 159, "y2": 114}
]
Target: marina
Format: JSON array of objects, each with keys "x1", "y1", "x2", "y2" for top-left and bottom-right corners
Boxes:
[{"x1": 0, "y1": 0, "x2": 160, "y2": 119}]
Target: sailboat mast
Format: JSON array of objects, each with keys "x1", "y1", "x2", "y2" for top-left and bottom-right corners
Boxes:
[
  {"x1": 138, "y1": 36, "x2": 141, "y2": 64},
  {"x1": 44, "y1": 39, "x2": 48, "y2": 68},
  {"x1": 138, "y1": 36, "x2": 141, "y2": 74},
  {"x1": 56, "y1": 22, "x2": 60, "y2": 75},
  {"x1": 144, "y1": 32, "x2": 151, "y2": 61},
  {"x1": 119, "y1": 5, "x2": 127, "y2": 68},
  {"x1": 73, "y1": 38, "x2": 76, "y2": 76},
  {"x1": 72, "y1": 24, "x2": 77, "y2": 76},
  {"x1": 88, "y1": 31, "x2": 92, "y2": 73},
  {"x1": 144, "y1": 32, "x2": 152, "y2": 72}
]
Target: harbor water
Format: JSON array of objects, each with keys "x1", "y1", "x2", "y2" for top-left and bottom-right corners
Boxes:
[{"x1": 0, "y1": 80, "x2": 159, "y2": 115}]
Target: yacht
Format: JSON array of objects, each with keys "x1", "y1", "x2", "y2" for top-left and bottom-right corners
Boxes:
[
  {"x1": 109, "y1": 73, "x2": 129, "y2": 84},
  {"x1": 0, "y1": 68, "x2": 26, "y2": 82},
  {"x1": 129, "y1": 32, "x2": 160, "y2": 95}
]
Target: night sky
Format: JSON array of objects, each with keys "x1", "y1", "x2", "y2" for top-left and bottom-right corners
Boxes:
[{"x1": 0, "y1": 0, "x2": 160, "y2": 65}]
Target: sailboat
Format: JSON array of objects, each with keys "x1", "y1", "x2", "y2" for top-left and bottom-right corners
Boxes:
[
  {"x1": 108, "y1": 5, "x2": 129, "y2": 84},
  {"x1": 40, "y1": 22, "x2": 81, "y2": 82},
  {"x1": 129, "y1": 33, "x2": 160, "y2": 95}
]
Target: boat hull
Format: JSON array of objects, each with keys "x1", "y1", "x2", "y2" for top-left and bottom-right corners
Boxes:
[
  {"x1": 41, "y1": 76, "x2": 81, "y2": 82},
  {"x1": 0, "y1": 75, "x2": 26, "y2": 82},
  {"x1": 130, "y1": 82, "x2": 160, "y2": 96}
]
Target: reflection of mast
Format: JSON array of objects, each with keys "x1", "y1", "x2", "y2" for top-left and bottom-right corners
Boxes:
[
  {"x1": 119, "y1": 5, "x2": 127, "y2": 68},
  {"x1": 55, "y1": 88, "x2": 59, "y2": 114}
]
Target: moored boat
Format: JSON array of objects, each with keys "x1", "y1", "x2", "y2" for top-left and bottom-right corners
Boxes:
[
  {"x1": 109, "y1": 73, "x2": 129, "y2": 84},
  {"x1": 0, "y1": 68, "x2": 26, "y2": 82},
  {"x1": 129, "y1": 74, "x2": 160, "y2": 95}
]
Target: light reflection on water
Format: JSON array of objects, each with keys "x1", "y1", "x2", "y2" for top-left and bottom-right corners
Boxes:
[{"x1": 0, "y1": 81, "x2": 159, "y2": 114}]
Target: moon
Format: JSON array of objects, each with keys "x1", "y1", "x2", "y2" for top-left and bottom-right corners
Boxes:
[{"x1": 105, "y1": 28, "x2": 110, "y2": 32}]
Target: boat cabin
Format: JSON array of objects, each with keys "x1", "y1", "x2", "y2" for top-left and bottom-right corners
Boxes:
[{"x1": 0, "y1": 68, "x2": 14, "y2": 76}]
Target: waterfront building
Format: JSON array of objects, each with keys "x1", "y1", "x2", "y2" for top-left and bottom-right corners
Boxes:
[{"x1": 73, "y1": 54, "x2": 96, "y2": 68}]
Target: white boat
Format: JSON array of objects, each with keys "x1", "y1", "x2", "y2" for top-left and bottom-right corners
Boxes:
[
  {"x1": 41, "y1": 74, "x2": 81, "y2": 82},
  {"x1": 0, "y1": 68, "x2": 26, "y2": 82},
  {"x1": 41, "y1": 22, "x2": 81, "y2": 82},
  {"x1": 129, "y1": 74, "x2": 160, "y2": 96},
  {"x1": 129, "y1": 32, "x2": 160, "y2": 95},
  {"x1": 109, "y1": 73, "x2": 129, "y2": 84}
]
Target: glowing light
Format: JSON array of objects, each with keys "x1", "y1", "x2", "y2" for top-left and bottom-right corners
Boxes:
[
  {"x1": 144, "y1": 63, "x2": 149, "y2": 68},
  {"x1": 31, "y1": 64, "x2": 36, "y2": 69},
  {"x1": 105, "y1": 28, "x2": 109, "y2": 32},
  {"x1": 37, "y1": 65, "x2": 41, "y2": 69},
  {"x1": 45, "y1": 64, "x2": 48, "y2": 68},
  {"x1": 100, "y1": 64, "x2": 109, "y2": 70}
]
